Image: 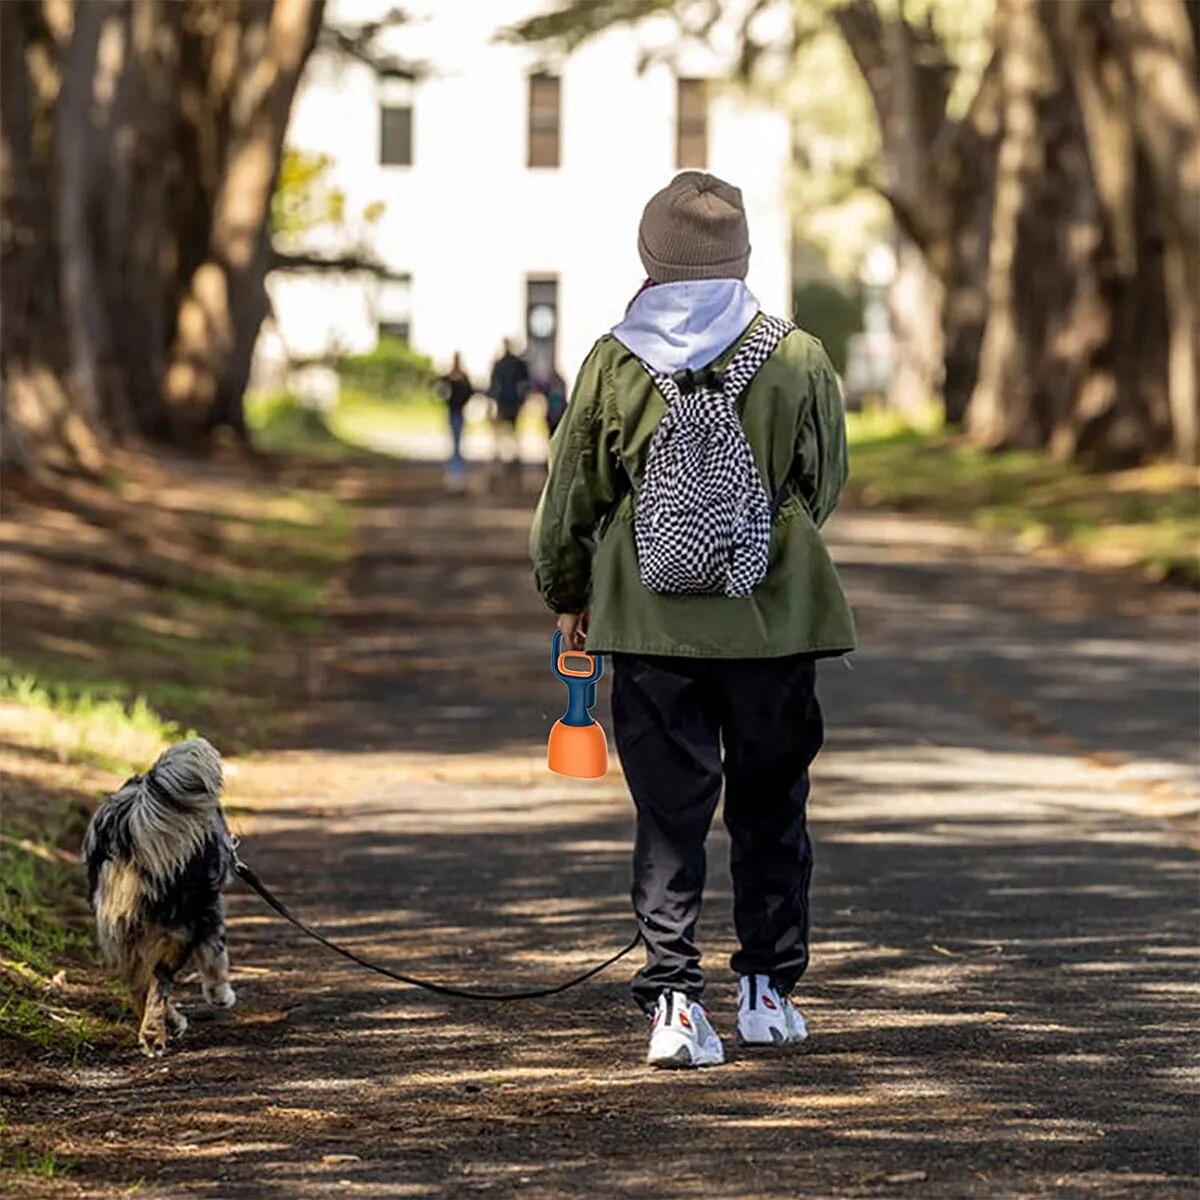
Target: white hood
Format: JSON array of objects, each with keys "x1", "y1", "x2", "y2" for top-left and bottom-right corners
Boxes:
[{"x1": 610, "y1": 280, "x2": 760, "y2": 375}]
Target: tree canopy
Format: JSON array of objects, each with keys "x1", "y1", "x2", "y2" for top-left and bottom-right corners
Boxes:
[{"x1": 514, "y1": 0, "x2": 1200, "y2": 466}]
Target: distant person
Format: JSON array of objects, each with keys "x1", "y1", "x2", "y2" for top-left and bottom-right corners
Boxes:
[
  {"x1": 530, "y1": 171, "x2": 854, "y2": 1069},
  {"x1": 488, "y1": 340, "x2": 530, "y2": 482},
  {"x1": 536, "y1": 365, "x2": 568, "y2": 439},
  {"x1": 437, "y1": 352, "x2": 474, "y2": 493}
]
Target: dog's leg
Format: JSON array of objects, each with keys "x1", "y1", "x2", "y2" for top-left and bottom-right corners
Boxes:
[
  {"x1": 197, "y1": 931, "x2": 236, "y2": 1008},
  {"x1": 139, "y1": 966, "x2": 171, "y2": 1058},
  {"x1": 165, "y1": 999, "x2": 189, "y2": 1039},
  {"x1": 138, "y1": 936, "x2": 189, "y2": 1057},
  {"x1": 130, "y1": 979, "x2": 149, "y2": 1028}
]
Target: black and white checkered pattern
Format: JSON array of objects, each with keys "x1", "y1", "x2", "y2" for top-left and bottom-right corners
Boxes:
[{"x1": 633, "y1": 315, "x2": 796, "y2": 598}]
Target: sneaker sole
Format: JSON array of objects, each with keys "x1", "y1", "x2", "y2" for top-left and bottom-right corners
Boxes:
[
  {"x1": 649, "y1": 1051, "x2": 725, "y2": 1069},
  {"x1": 647, "y1": 1041, "x2": 726, "y2": 1069},
  {"x1": 649, "y1": 1045, "x2": 697, "y2": 1069},
  {"x1": 737, "y1": 1031, "x2": 809, "y2": 1048}
]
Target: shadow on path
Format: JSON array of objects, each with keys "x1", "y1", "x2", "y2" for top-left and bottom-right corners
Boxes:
[{"x1": 12, "y1": 464, "x2": 1198, "y2": 1199}]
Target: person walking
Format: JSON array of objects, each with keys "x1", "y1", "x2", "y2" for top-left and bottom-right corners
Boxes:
[
  {"x1": 530, "y1": 171, "x2": 855, "y2": 1069},
  {"x1": 488, "y1": 340, "x2": 530, "y2": 485},
  {"x1": 437, "y1": 352, "x2": 474, "y2": 493},
  {"x1": 535, "y1": 364, "x2": 568, "y2": 440}
]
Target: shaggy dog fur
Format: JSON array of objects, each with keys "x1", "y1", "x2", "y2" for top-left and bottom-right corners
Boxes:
[{"x1": 82, "y1": 737, "x2": 236, "y2": 1056}]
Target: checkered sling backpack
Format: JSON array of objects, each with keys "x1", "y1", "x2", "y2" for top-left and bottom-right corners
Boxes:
[{"x1": 633, "y1": 315, "x2": 796, "y2": 598}]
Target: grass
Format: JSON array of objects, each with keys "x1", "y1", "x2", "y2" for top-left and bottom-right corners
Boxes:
[
  {"x1": 0, "y1": 672, "x2": 185, "y2": 774},
  {"x1": 0, "y1": 787, "x2": 127, "y2": 1060},
  {"x1": 6, "y1": 483, "x2": 353, "y2": 738},
  {"x1": 247, "y1": 385, "x2": 448, "y2": 453},
  {"x1": 0, "y1": 462, "x2": 357, "y2": 1066},
  {"x1": 0, "y1": 680, "x2": 174, "y2": 1060},
  {"x1": 245, "y1": 389, "x2": 354, "y2": 455},
  {"x1": 331, "y1": 384, "x2": 446, "y2": 444},
  {"x1": 845, "y1": 408, "x2": 1199, "y2": 585},
  {"x1": 248, "y1": 385, "x2": 548, "y2": 457},
  {"x1": 0, "y1": 816, "x2": 91, "y2": 979},
  {"x1": 0, "y1": 1144, "x2": 72, "y2": 1178}
]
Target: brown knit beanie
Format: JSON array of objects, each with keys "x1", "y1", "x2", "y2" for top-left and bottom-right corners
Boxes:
[{"x1": 637, "y1": 171, "x2": 751, "y2": 283}]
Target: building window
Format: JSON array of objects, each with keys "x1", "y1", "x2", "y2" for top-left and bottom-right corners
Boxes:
[
  {"x1": 526, "y1": 276, "x2": 559, "y2": 380},
  {"x1": 377, "y1": 274, "x2": 412, "y2": 343},
  {"x1": 528, "y1": 73, "x2": 561, "y2": 168},
  {"x1": 676, "y1": 78, "x2": 707, "y2": 169},
  {"x1": 379, "y1": 77, "x2": 413, "y2": 166}
]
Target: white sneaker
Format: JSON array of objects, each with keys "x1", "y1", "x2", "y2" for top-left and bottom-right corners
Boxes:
[
  {"x1": 737, "y1": 974, "x2": 809, "y2": 1046},
  {"x1": 646, "y1": 990, "x2": 725, "y2": 1069}
]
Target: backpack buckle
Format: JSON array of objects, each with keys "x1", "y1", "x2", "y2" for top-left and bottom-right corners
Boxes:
[{"x1": 670, "y1": 367, "x2": 724, "y2": 394}]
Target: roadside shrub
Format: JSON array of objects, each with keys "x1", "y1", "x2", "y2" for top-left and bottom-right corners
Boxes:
[
  {"x1": 338, "y1": 336, "x2": 435, "y2": 398},
  {"x1": 245, "y1": 391, "x2": 334, "y2": 452}
]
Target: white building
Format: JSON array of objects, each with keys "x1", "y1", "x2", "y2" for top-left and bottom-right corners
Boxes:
[{"x1": 265, "y1": 0, "x2": 794, "y2": 386}]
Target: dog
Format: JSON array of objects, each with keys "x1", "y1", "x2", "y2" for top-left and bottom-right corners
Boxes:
[{"x1": 82, "y1": 737, "x2": 237, "y2": 1056}]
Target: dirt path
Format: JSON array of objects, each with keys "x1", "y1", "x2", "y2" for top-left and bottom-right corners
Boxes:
[{"x1": 11, "y1": 465, "x2": 1199, "y2": 1199}]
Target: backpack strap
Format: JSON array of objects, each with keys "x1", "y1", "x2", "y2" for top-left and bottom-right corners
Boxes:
[
  {"x1": 627, "y1": 316, "x2": 801, "y2": 524},
  {"x1": 722, "y1": 315, "x2": 796, "y2": 410},
  {"x1": 726, "y1": 316, "x2": 797, "y2": 517}
]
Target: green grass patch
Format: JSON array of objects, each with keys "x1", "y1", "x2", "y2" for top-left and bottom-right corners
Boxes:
[
  {"x1": 0, "y1": 801, "x2": 125, "y2": 1060},
  {"x1": 846, "y1": 409, "x2": 1199, "y2": 584},
  {"x1": 330, "y1": 384, "x2": 446, "y2": 443},
  {"x1": 247, "y1": 385, "x2": 447, "y2": 454},
  {"x1": 332, "y1": 385, "x2": 547, "y2": 451},
  {"x1": 0, "y1": 820, "x2": 90, "y2": 978},
  {"x1": 252, "y1": 363, "x2": 552, "y2": 458},
  {"x1": 247, "y1": 384, "x2": 452, "y2": 457},
  {"x1": 1, "y1": 466, "x2": 357, "y2": 1063},
  {"x1": 245, "y1": 390, "x2": 350, "y2": 455},
  {"x1": 0, "y1": 673, "x2": 184, "y2": 774},
  {"x1": 337, "y1": 335, "x2": 436, "y2": 395},
  {"x1": 4, "y1": 483, "x2": 352, "y2": 744},
  {"x1": 1, "y1": 660, "x2": 218, "y2": 739},
  {"x1": 0, "y1": 987, "x2": 118, "y2": 1062},
  {"x1": 0, "y1": 1143, "x2": 73, "y2": 1178}
]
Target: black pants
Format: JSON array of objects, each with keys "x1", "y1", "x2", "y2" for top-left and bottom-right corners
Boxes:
[{"x1": 611, "y1": 653, "x2": 823, "y2": 1013}]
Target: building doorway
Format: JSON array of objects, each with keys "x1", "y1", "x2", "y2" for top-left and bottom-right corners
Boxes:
[{"x1": 525, "y1": 276, "x2": 559, "y2": 383}]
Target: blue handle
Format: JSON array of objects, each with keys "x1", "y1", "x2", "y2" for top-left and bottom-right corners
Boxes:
[{"x1": 551, "y1": 631, "x2": 603, "y2": 727}]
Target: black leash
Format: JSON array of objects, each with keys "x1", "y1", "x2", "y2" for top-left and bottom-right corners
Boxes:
[{"x1": 232, "y1": 854, "x2": 642, "y2": 1002}]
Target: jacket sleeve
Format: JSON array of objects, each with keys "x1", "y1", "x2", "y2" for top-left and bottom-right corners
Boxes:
[
  {"x1": 794, "y1": 340, "x2": 849, "y2": 529},
  {"x1": 529, "y1": 342, "x2": 617, "y2": 613}
]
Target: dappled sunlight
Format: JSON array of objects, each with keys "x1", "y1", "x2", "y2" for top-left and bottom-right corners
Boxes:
[{"x1": 5, "y1": 461, "x2": 1196, "y2": 1198}]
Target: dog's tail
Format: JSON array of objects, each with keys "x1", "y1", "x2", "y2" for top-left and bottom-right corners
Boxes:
[
  {"x1": 83, "y1": 738, "x2": 227, "y2": 962},
  {"x1": 145, "y1": 736, "x2": 224, "y2": 814}
]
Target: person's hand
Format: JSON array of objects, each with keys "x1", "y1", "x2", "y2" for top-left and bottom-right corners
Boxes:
[{"x1": 557, "y1": 611, "x2": 589, "y2": 651}]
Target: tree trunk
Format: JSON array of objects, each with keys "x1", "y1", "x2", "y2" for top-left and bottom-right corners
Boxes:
[
  {"x1": 54, "y1": 0, "x2": 111, "y2": 443},
  {"x1": 937, "y1": 60, "x2": 1002, "y2": 425},
  {"x1": 165, "y1": 0, "x2": 324, "y2": 440},
  {"x1": 211, "y1": 225, "x2": 273, "y2": 438},
  {"x1": 1112, "y1": 0, "x2": 1200, "y2": 464},
  {"x1": 1, "y1": 0, "x2": 104, "y2": 474},
  {"x1": 887, "y1": 234, "x2": 943, "y2": 417},
  {"x1": 832, "y1": 0, "x2": 991, "y2": 418},
  {"x1": 965, "y1": 0, "x2": 1049, "y2": 448},
  {"x1": 99, "y1": 0, "x2": 182, "y2": 439},
  {"x1": 961, "y1": 0, "x2": 1187, "y2": 466},
  {"x1": 2, "y1": 0, "x2": 324, "y2": 476}
]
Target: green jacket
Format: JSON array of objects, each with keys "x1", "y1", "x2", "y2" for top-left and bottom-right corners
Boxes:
[{"x1": 529, "y1": 318, "x2": 856, "y2": 659}]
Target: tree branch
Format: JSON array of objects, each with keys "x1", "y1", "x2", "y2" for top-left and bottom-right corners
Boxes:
[
  {"x1": 320, "y1": 7, "x2": 420, "y2": 78},
  {"x1": 502, "y1": 0, "x2": 673, "y2": 51},
  {"x1": 270, "y1": 248, "x2": 407, "y2": 279}
]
